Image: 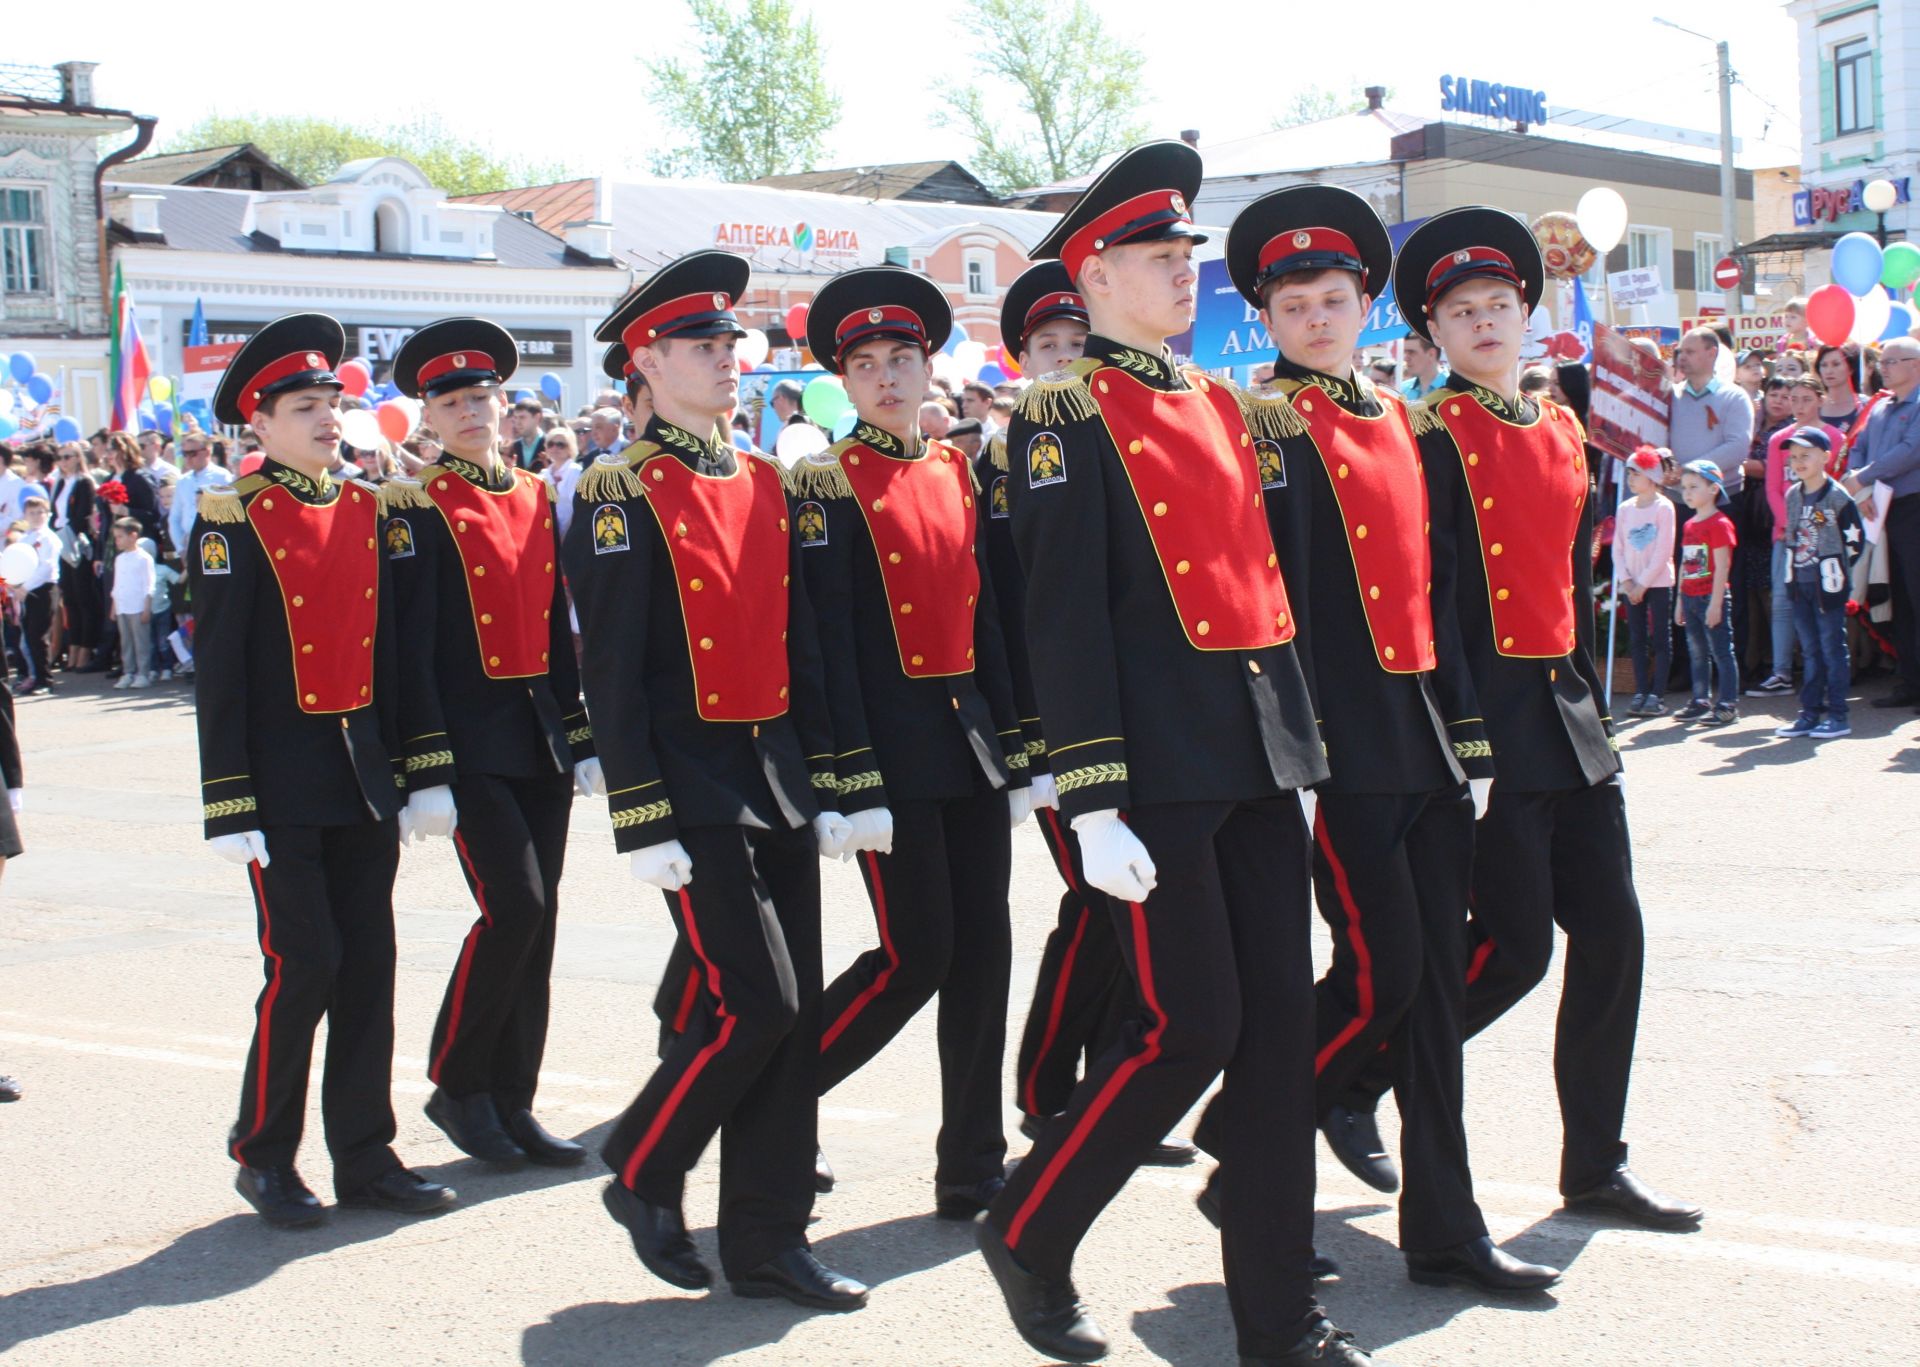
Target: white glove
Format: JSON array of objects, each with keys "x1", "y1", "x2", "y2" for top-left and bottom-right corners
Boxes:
[
  {"x1": 630, "y1": 839, "x2": 693, "y2": 891},
  {"x1": 841, "y1": 806, "x2": 895, "y2": 859},
  {"x1": 6, "y1": 787, "x2": 20, "y2": 814},
  {"x1": 573, "y1": 756, "x2": 606, "y2": 798},
  {"x1": 813, "y1": 811, "x2": 852, "y2": 858},
  {"x1": 1298, "y1": 787, "x2": 1318, "y2": 833},
  {"x1": 1070, "y1": 809, "x2": 1157, "y2": 903},
  {"x1": 1469, "y1": 777, "x2": 1492, "y2": 821},
  {"x1": 1029, "y1": 772, "x2": 1058, "y2": 810},
  {"x1": 404, "y1": 784, "x2": 458, "y2": 841},
  {"x1": 1008, "y1": 785, "x2": 1034, "y2": 829},
  {"x1": 209, "y1": 830, "x2": 271, "y2": 868}
]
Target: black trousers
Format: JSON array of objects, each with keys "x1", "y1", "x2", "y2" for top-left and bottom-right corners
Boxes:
[
  {"x1": 1014, "y1": 806, "x2": 1125, "y2": 1119},
  {"x1": 427, "y1": 770, "x2": 573, "y2": 1114},
  {"x1": 602, "y1": 822, "x2": 821, "y2": 1277},
  {"x1": 817, "y1": 787, "x2": 1012, "y2": 1186},
  {"x1": 986, "y1": 798, "x2": 1319, "y2": 1359},
  {"x1": 59, "y1": 559, "x2": 100, "y2": 651},
  {"x1": 1357, "y1": 778, "x2": 1644, "y2": 1194},
  {"x1": 20, "y1": 586, "x2": 51, "y2": 684},
  {"x1": 1885, "y1": 494, "x2": 1920, "y2": 691},
  {"x1": 228, "y1": 818, "x2": 402, "y2": 1195}
]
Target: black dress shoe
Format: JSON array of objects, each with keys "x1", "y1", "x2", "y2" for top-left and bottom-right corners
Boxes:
[
  {"x1": 935, "y1": 1172, "x2": 1007, "y2": 1220},
  {"x1": 1245, "y1": 1317, "x2": 1386, "y2": 1365},
  {"x1": 234, "y1": 1165, "x2": 324, "y2": 1228},
  {"x1": 1321, "y1": 1104, "x2": 1399, "y2": 1193},
  {"x1": 0, "y1": 1074, "x2": 20, "y2": 1102},
  {"x1": 1406, "y1": 1235, "x2": 1561, "y2": 1294},
  {"x1": 1195, "y1": 1171, "x2": 1339, "y2": 1280},
  {"x1": 601, "y1": 1180, "x2": 711, "y2": 1289},
  {"x1": 815, "y1": 1146, "x2": 835, "y2": 1194},
  {"x1": 425, "y1": 1088, "x2": 526, "y2": 1165},
  {"x1": 339, "y1": 1167, "x2": 457, "y2": 1215},
  {"x1": 1563, "y1": 1165, "x2": 1703, "y2": 1230},
  {"x1": 500, "y1": 1107, "x2": 585, "y2": 1166},
  {"x1": 974, "y1": 1216, "x2": 1108, "y2": 1363},
  {"x1": 731, "y1": 1247, "x2": 869, "y2": 1311}
]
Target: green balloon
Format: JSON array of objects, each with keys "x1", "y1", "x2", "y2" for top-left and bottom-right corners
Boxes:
[
  {"x1": 802, "y1": 375, "x2": 849, "y2": 427},
  {"x1": 1881, "y1": 241, "x2": 1920, "y2": 290}
]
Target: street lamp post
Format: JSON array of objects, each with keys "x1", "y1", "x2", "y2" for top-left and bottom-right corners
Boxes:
[
  {"x1": 1863, "y1": 177, "x2": 1899, "y2": 247},
  {"x1": 1656, "y1": 17, "x2": 1742, "y2": 314}
]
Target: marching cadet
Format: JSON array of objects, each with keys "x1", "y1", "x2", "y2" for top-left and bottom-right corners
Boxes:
[
  {"x1": 382, "y1": 318, "x2": 599, "y2": 1168},
  {"x1": 194, "y1": 313, "x2": 454, "y2": 1227},
  {"x1": 987, "y1": 262, "x2": 1194, "y2": 1168},
  {"x1": 789, "y1": 264, "x2": 1031, "y2": 1221},
  {"x1": 977, "y1": 141, "x2": 1380, "y2": 1367},
  {"x1": 563, "y1": 251, "x2": 868, "y2": 1310},
  {"x1": 1330, "y1": 208, "x2": 1700, "y2": 1232},
  {"x1": 1209, "y1": 186, "x2": 1558, "y2": 1294}
]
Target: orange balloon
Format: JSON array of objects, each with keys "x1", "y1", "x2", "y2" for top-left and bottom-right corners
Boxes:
[{"x1": 376, "y1": 401, "x2": 411, "y2": 444}]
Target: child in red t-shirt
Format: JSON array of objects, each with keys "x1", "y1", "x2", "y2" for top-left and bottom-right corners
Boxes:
[{"x1": 1674, "y1": 459, "x2": 1740, "y2": 724}]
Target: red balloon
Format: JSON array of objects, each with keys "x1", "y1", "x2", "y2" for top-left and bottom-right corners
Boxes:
[
  {"x1": 337, "y1": 358, "x2": 371, "y2": 398},
  {"x1": 1806, "y1": 283, "x2": 1857, "y2": 347},
  {"x1": 736, "y1": 357, "x2": 754, "y2": 374},
  {"x1": 375, "y1": 401, "x2": 411, "y2": 444},
  {"x1": 785, "y1": 302, "x2": 809, "y2": 341},
  {"x1": 237, "y1": 452, "x2": 266, "y2": 478}
]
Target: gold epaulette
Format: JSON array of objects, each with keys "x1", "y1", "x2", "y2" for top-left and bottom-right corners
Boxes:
[
  {"x1": 378, "y1": 477, "x2": 434, "y2": 514},
  {"x1": 988, "y1": 433, "x2": 1009, "y2": 473},
  {"x1": 1407, "y1": 390, "x2": 1449, "y2": 436},
  {"x1": 784, "y1": 440, "x2": 855, "y2": 500},
  {"x1": 576, "y1": 441, "x2": 660, "y2": 503},
  {"x1": 195, "y1": 472, "x2": 270, "y2": 525},
  {"x1": 1233, "y1": 377, "x2": 1311, "y2": 440},
  {"x1": 349, "y1": 477, "x2": 383, "y2": 501},
  {"x1": 1015, "y1": 357, "x2": 1101, "y2": 426}
]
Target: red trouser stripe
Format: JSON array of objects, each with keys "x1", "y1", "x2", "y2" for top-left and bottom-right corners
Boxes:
[
  {"x1": 1042, "y1": 807, "x2": 1080, "y2": 892},
  {"x1": 620, "y1": 886, "x2": 736, "y2": 1188},
  {"x1": 1466, "y1": 937, "x2": 1496, "y2": 985},
  {"x1": 430, "y1": 828, "x2": 495, "y2": 1085},
  {"x1": 231, "y1": 858, "x2": 284, "y2": 1163},
  {"x1": 819, "y1": 849, "x2": 899, "y2": 1052},
  {"x1": 1005, "y1": 896, "x2": 1166, "y2": 1251},
  {"x1": 670, "y1": 963, "x2": 701, "y2": 1033},
  {"x1": 1312, "y1": 810, "x2": 1376, "y2": 1077},
  {"x1": 1022, "y1": 906, "x2": 1091, "y2": 1116}
]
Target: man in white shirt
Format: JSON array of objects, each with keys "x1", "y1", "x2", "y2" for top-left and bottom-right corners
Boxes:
[
  {"x1": 0, "y1": 448, "x2": 28, "y2": 527},
  {"x1": 167, "y1": 435, "x2": 231, "y2": 556},
  {"x1": 10, "y1": 495, "x2": 61, "y2": 695}
]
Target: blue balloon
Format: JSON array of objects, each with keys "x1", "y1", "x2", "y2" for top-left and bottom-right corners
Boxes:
[
  {"x1": 1832, "y1": 231, "x2": 1885, "y2": 297},
  {"x1": 730, "y1": 429, "x2": 753, "y2": 452},
  {"x1": 153, "y1": 400, "x2": 174, "y2": 434},
  {"x1": 7, "y1": 352, "x2": 33, "y2": 384},
  {"x1": 138, "y1": 412, "x2": 159, "y2": 432},
  {"x1": 539, "y1": 371, "x2": 563, "y2": 400},
  {"x1": 1883, "y1": 298, "x2": 1917, "y2": 342},
  {"x1": 977, "y1": 362, "x2": 1007, "y2": 386},
  {"x1": 25, "y1": 373, "x2": 53, "y2": 404},
  {"x1": 514, "y1": 389, "x2": 535, "y2": 404},
  {"x1": 830, "y1": 410, "x2": 857, "y2": 441},
  {"x1": 0, "y1": 413, "x2": 15, "y2": 438},
  {"x1": 53, "y1": 416, "x2": 80, "y2": 442}
]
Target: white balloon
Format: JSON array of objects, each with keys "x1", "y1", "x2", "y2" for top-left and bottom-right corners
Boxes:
[
  {"x1": 953, "y1": 339, "x2": 988, "y2": 375},
  {"x1": 1850, "y1": 285, "x2": 1892, "y2": 344},
  {"x1": 0, "y1": 542, "x2": 36, "y2": 586},
  {"x1": 738, "y1": 328, "x2": 772, "y2": 369},
  {"x1": 774, "y1": 422, "x2": 829, "y2": 467},
  {"x1": 1575, "y1": 187, "x2": 1629, "y2": 255},
  {"x1": 338, "y1": 407, "x2": 382, "y2": 450}
]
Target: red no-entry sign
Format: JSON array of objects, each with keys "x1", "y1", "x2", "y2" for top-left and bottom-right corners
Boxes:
[{"x1": 1713, "y1": 256, "x2": 1742, "y2": 290}]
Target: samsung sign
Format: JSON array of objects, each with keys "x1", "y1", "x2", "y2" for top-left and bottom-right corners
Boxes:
[{"x1": 1439, "y1": 76, "x2": 1548, "y2": 126}]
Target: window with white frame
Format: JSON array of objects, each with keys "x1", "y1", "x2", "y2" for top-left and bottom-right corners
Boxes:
[
  {"x1": 1835, "y1": 37, "x2": 1874, "y2": 136},
  {"x1": 1693, "y1": 234, "x2": 1727, "y2": 293},
  {"x1": 965, "y1": 252, "x2": 992, "y2": 298},
  {"x1": 1, "y1": 187, "x2": 49, "y2": 294},
  {"x1": 1627, "y1": 226, "x2": 1673, "y2": 291}
]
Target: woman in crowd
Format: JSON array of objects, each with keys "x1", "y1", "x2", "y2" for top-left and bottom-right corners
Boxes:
[
  {"x1": 1816, "y1": 344, "x2": 1866, "y2": 433},
  {"x1": 50, "y1": 442, "x2": 100, "y2": 673}
]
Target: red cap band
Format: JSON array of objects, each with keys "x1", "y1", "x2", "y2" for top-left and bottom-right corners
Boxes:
[
  {"x1": 1424, "y1": 246, "x2": 1523, "y2": 311},
  {"x1": 239, "y1": 349, "x2": 336, "y2": 423},
  {"x1": 1023, "y1": 291, "x2": 1088, "y2": 335},
  {"x1": 416, "y1": 349, "x2": 499, "y2": 389},
  {"x1": 621, "y1": 289, "x2": 738, "y2": 353},
  {"x1": 1257, "y1": 227, "x2": 1361, "y2": 281},
  {"x1": 1061, "y1": 190, "x2": 1194, "y2": 279},
  {"x1": 835, "y1": 304, "x2": 928, "y2": 358}
]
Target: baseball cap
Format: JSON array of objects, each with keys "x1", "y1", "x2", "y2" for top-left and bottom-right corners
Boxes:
[
  {"x1": 1783, "y1": 425, "x2": 1833, "y2": 453},
  {"x1": 1681, "y1": 458, "x2": 1727, "y2": 490}
]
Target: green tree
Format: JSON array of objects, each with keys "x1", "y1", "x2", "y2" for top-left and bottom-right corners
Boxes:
[
  {"x1": 1271, "y1": 83, "x2": 1395, "y2": 131},
  {"x1": 163, "y1": 114, "x2": 565, "y2": 196},
  {"x1": 938, "y1": 0, "x2": 1149, "y2": 194},
  {"x1": 647, "y1": 0, "x2": 842, "y2": 180}
]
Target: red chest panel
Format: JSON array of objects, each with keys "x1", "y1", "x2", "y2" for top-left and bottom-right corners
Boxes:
[
  {"x1": 246, "y1": 484, "x2": 380, "y2": 713},
  {"x1": 1092, "y1": 367, "x2": 1293, "y2": 649},
  {"x1": 425, "y1": 467, "x2": 555, "y2": 679},
  {"x1": 840, "y1": 440, "x2": 981, "y2": 677},
  {"x1": 1437, "y1": 394, "x2": 1588, "y2": 658},
  {"x1": 1292, "y1": 389, "x2": 1435, "y2": 673},
  {"x1": 640, "y1": 453, "x2": 792, "y2": 721}
]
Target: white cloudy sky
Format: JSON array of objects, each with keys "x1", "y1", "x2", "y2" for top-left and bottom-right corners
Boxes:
[{"x1": 32, "y1": 0, "x2": 1802, "y2": 179}]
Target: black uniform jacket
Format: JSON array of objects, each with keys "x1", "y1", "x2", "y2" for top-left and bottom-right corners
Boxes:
[
  {"x1": 787, "y1": 422, "x2": 1028, "y2": 813},
  {"x1": 1251, "y1": 360, "x2": 1463, "y2": 796},
  {"x1": 189, "y1": 460, "x2": 406, "y2": 837},
  {"x1": 1413, "y1": 374, "x2": 1619, "y2": 793},
  {"x1": 978, "y1": 437, "x2": 1047, "y2": 777},
  {"x1": 562, "y1": 415, "x2": 835, "y2": 854},
  {"x1": 1005, "y1": 335, "x2": 1328, "y2": 824},
  {"x1": 381, "y1": 453, "x2": 591, "y2": 789}
]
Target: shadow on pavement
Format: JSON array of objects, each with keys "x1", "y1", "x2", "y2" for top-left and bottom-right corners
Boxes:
[
  {"x1": 521, "y1": 1293, "x2": 806, "y2": 1367},
  {"x1": 807, "y1": 1209, "x2": 979, "y2": 1288}
]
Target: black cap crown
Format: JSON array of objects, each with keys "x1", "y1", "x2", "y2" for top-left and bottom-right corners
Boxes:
[
  {"x1": 392, "y1": 317, "x2": 518, "y2": 400},
  {"x1": 213, "y1": 313, "x2": 345, "y2": 426},
  {"x1": 1226, "y1": 185, "x2": 1390, "y2": 308},
  {"x1": 806, "y1": 266, "x2": 953, "y2": 375},
  {"x1": 1000, "y1": 261, "x2": 1089, "y2": 360},
  {"x1": 1031, "y1": 140, "x2": 1208, "y2": 281},
  {"x1": 1391, "y1": 207, "x2": 1544, "y2": 344},
  {"x1": 596, "y1": 250, "x2": 750, "y2": 351}
]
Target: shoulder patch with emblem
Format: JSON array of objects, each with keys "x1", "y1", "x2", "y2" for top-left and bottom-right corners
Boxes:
[
  {"x1": 198, "y1": 531, "x2": 232, "y2": 575},
  {"x1": 1027, "y1": 431, "x2": 1066, "y2": 488},
  {"x1": 1255, "y1": 439, "x2": 1287, "y2": 490},
  {"x1": 795, "y1": 500, "x2": 828, "y2": 547},
  {"x1": 592, "y1": 503, "x2": 630, "y2": 554},
  {"x1": 384, "y1": 518, "x2": 415, "y2": 559},
  {"x1": 990, "y1": 475, "x2": 1010, "y2": 519}
]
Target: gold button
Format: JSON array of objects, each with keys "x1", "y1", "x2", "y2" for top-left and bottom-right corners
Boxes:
[
  {"x1": 1424, "y1": 521, "x2": 1430, "y2": 533},
  {"x1": 481, "y1": 612, "x2": 494, "y2": 625},
  {"x1": 351, "y1": 491, "x2": 361, "y2": 503},
  {"x1": 364, "y1": 587, "x2": 374, "y2": 599},
  {"x1": 1337, "y1": 463, "x2": 1349, "y2": 479},
  {"x1": 1467, "y1": 452, "x2": 1479, "y2": 466},
  {"x1": 1098, "y1": 380, "x2": 1110, "y2": 394},
  {"x1": 457, "y1": 520, "x2": 468, "y2": 532},
  {"x1": 544, "y1": 518, "x2": 552, "y2": 530},
  {"x1": 292, "y1": 595, "x2": 304, "y2": 608},
  {"x1": 1355, "y1": 524, "x2": 1368, "y2": 539},
  {"x1": 1128, "y1": 440, "x2": 1143, "y2": 455},
  {"x1": 475, "y1": 565, "x2": 487, "y2": 577},
  {"x1": 782, "y1": 630, "x2": 787, "y2": 641},
  {"x1": 1240, "y1": 433, "x2": 1250, "y2": 447},
  {"x1": 779, "y1": 518, "x2": 788, "y2": 532},
  {"x1": 489, "y1": 655, "x2": 501, "y2": 667},
  {"x1": 1489, "y1": 543, "x2": 1503, "y2": 556},
  {"x1": 361, "y1": 636, "x2": 371, "y2": 648},
  {"x1": 1496, "y1": 588, "x2": 1510, "y2": 601},
  {"x1": 690, "y1": 578, "x2": 704, "y2": 591},
  {"x1": 543, "y1": 609, "x2": 551, "y2": 620},
  {"x1": 365, "y1": 537, "x2": 375, "y2": 549},
  {"x1": 752, "y1": 725, "x2": 760, "y2": 738},
  {"x1": 1482, "y1": 497, "x2": 1494, "y2": 511},
  {"x1": 262, "y1": 498, "x2": 275, "y2": 511},
  {"x1": 941, "y1": 450, "x2": 951, "y2": 462},
  {"x1": 300, "y1": 643, "x2": 313, "y2": 654},
  {"x1": 873, "y1": 498, "x2": 886, "y2": 512},
  {"x1": 652, "y1": 469, "x2": 664, "y2": 481},
  {"x1": 966, "y1": 594, "x2": 976, "y2": 606},
  {"x1": 436, "y1": 479, "x2": 448, "y2": 490},
  {"x1": 1196, "y1": 620, "x2": 1211, "y2": 636},
  {"x1": 1449, "y1": 404, "x2": 1461, "y2": 417},
  {"x1": 676, "y1": 522, "x2": 688, "y2": 537},
  {"x1": 1153, "y1": 501, "x2": 1168, "y2": 517},
  {"x1": 359, "y1": 685, "x2": 368, "y2": 697},
  {"x1": 1268, "y1": 553, "x2": 1278, "y2": 569},
  {"x1": 912, "y1": 653, "x2": 925, "y2": 666},
  {"x1": 541, "y1": 651, "x2": 549, "y2": 663},
  {"x1": 1176, "y1": 560, "x2": 1191, "y2": 575},
  {"x1": 1277, "y1": 612, "x2": 1288, "y2": 627},
  {"x1": 700, "y1": 637, "x2": 714, "y2": 650},
  {"x1": 782, "y1": 574, "x2": 790, "y2": 587},
  {"x1": 1197, "y1": 378, "x2": 1210, "y2": 392},
  {"x1": 889, "y1": 551, "x2": 902, "y2": 564},
  {"x1": 849, "y1": 454, "x2": 861, "y2": 466},
  {"x1": 1300, "y1": 397, "x2": 1313, "y2": 413},
  {"x1": 964, "y1": 496, "x2": 973, "y2": 508},
  {"x1": 1502, "y1": 636, "x2": 1515, "y2": 649},
  {"x1": 900, "y1": 602, "x2": 913, "y2": 614},
  {"x1": 545, "y1": 562, "x2": 553, "y2": 574},
  {"x1": 1384, "y1": 645, "x2": 1396, "y2": 661},
  {"x1": 1254, "y1": 494, "x2": 1262, "y2": 508},
  {"x1": 707, "y1": 692, "x2": 720, "y2": 705},
  {"x1": 951, "y1": 696, "x2": 960, "y2": 709},
  {"x1": 966, "y1": 646, "x2": 975, "y2": 660},
  {"x1": 274, "y1": 548, "x2": 286, "y2": 560},
  {"x1": 303, "y1": 692, "x2": 317, "y2": 705},
  {"x1": 1368, "y1": 585, "x2": 1380, "y2": 600},
  {"x1": 1550, "y1": 668, "x2": 1559, "y2": 682},
  {"x1": 1249, "y1": 660, "x2": 1262, "y2": 675}
]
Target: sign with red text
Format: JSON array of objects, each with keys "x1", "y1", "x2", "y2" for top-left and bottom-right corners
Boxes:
[{"x1": 1589, "y1": 323, "x2": 1673, "y2": 459}]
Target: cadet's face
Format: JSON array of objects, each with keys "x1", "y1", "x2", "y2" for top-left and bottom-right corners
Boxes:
[
  {"x1": 424, "y1": 384, "x2": 505, "y2": 459},
  {"x1": 1102, "y1": 238, "x2": 1198, "y2": 337},
  {"x1": 841, "y1": 340, "x2": 932, "y2": 432},
  {"x1": 643, "y1": 335, "x2": 739, "y2": 422},
  {"x1": 1020, "y1": 320, "x2": 1088, "y2": 376},
  {"x1": 1427, "y1": 280, "x2": 1526, "y2": 384},
  {"x1": 1261, "y1": 275, "x2": 1368, "y2": 376},
  {"x1": 250, "y1": 387, "x2": 343, "y2": 468}
]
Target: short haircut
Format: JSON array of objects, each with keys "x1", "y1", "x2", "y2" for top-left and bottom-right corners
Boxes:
[
  {"x1": 772, "y1": 379, "x2": 805, "y2": 403},
  {"x1": 590, "y1": 406, "x2": 623, "y2": 425},
  {"x1": 962, "y1": 381, "x2": 993, "y2": 401},
  {"x1": 1792, "y1": 375, "x2": 1825, "y2": 395},
  {"x1": 988, "y1": 396, "x2": 1015, "y2": 414},
  {"x1": 112, "y1": 516, "x2": 142, "y2": 535},
  {"x1": 1681, "y1": 325, "x2": 1723, "y2": 350},
  {"x1": 1261, "y1": 266, "x2": 1364, "y2": 306},
  {"x1": 512, "y1": 397, "x2": 544, "y2": 415},
  {"x1": 1518, "y1": 367, "x2": 1552, "y2": 393},
  {"x1": 947, "y1": 417, "x2": 984, "y2": 437}
]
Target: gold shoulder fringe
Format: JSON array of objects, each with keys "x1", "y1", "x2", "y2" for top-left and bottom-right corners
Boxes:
[
  {"x1": 988, "y1": 434, "x2": 1008, "y2": 473},
  {"x1": 1407, "y1": 392, "x2": 1448, "y2": 436},
  {"x1": 784, "y1": 444, "x2": 855, "y2": 501},
  {"x1": 196, "y1": 486, "x2": 246, "y2": 525},
  {"x1": 378, "y1": 478, "x2": 434, "y2": 514},
  {"x1": 1015, "y1": 357, "x2": 1100, "y2": 427},
  {"x1": 1233, "y1": 380, "x2": 1310, "y2": 440},
  {"x1": 576, "y1": 441, "x2": 659, "y2": 504}
]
